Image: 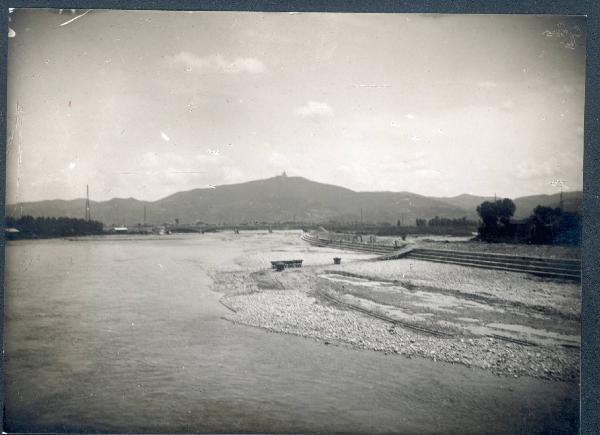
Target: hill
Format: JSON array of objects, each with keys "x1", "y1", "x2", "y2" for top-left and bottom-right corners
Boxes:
[
  {"x1": 512, "y1": 191, "x2": 582, "y2": 219},
  {"x1": 7, "y1": 198, "x2": 152, "y2": 227},
  {"x1": 5, "y1": 175, "x2": 582, "y2": 226}
]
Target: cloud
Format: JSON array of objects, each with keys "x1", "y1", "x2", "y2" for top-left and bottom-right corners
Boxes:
[
  {"x1": 167, "y1": 52, "x2": 266, "y2": 74},
  {"x1": 139, "y1": 151, "x2": 191, "y2": 171},
  {"x1": 293, "y1": 101, "x2": 333, "y2": 117},
  {"x1": 397, "y1": 152, "x2": 428, "y2": 171},
  {"x1": 414, "y1": 169, "x2": 443, "y2": 179},
  {"x1": 516, "y1": 159, "x2": 557, "y2": 180}
]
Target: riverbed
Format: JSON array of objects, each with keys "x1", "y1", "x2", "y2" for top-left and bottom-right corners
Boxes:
[{"x1": 3, "y1": 231, "x2": 578, "y2": 433}]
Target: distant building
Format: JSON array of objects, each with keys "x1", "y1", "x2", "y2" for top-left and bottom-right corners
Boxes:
[
  {"x1": 5, "y1": 228, "x2": 20, "y2": 240},
  {"x1": 135, "y1": 224, "x2": 153, "y2": 234},
  {"x1": 153, "y1": 226, "x2": 169, "y2": 235}
]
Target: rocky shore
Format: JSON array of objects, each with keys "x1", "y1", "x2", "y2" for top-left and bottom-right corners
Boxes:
[
  {"x1": 334, "y1": 261, "x2": 581, "y2": 319},
  {"x1": 217, "y1": 268, "x2": 579, "y2": 383}
]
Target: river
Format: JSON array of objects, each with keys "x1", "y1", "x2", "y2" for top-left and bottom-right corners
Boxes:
[{"x1": 3, "y1": 232, "x2": 578, "y2": 433}]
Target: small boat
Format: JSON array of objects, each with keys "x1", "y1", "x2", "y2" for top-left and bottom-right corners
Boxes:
[{"x1": 270, "y1": 259, "x2": 303, "y2": 270}]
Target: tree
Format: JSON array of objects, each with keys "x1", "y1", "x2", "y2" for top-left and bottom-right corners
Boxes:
[
  {"x1": 532, "y1": 206, "x2": 562, "y2": 226},
  {"x1": 555, "y1": 211, "x2": 581, "y2": 246},
  {"x1": 5, "y1": 215, "x2": 104, "y2": 239},
  {"x1": 529, "y1": 206, "x2": 563, "y2": 244},
  {"x1": 497, "y1": 198, "x2": 516, "y2": 225},
  {"x1": 428, "y1": 216, "x2": 441, "y2": 227},
  {"x1": 476, "y1": 198, "x2": 516, "y2": 241}
]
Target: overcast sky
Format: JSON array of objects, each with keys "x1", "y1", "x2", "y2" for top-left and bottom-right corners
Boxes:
[{"x1": 6, "y1": 10, "x2": 585, "y2": 203}]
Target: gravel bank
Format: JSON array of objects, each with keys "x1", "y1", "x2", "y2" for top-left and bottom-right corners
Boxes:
[
  {"x1": 334, "y1": 259, "x2": 580, "y2": 318},
  {"x1": 218, "y1": 270, "x2": 579, "y2": 383}
]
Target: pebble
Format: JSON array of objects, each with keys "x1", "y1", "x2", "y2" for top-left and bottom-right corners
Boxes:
[{"x1": 218, "y1": 272, "x2": 579, "y2": 383}]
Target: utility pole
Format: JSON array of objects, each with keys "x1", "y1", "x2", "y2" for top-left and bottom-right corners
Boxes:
[
  {"x1": 85, "y1": 184, "x2": 90, "y2": 221},
  {"x1": 143, "y1": 205, "x2": 147, "y2": 226},
  {"x1": 551, "y1": 179, "x2": 566, "y2": 211},
  {"x1": 559, "y1": 188, "x2": 564, "y2": 211}
]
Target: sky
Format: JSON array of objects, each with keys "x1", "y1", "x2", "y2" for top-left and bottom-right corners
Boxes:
[{"x1": 6, "y1": 10, "x2": 586, "y2": 203}]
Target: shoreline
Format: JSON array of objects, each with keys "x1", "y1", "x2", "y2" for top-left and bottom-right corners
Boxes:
[
  {"x1": 221, "y1": 311, "x2": 580, "y2": 386},
  {"x1": 215, "y1": 258, "x2": 580, "y2": 383}
]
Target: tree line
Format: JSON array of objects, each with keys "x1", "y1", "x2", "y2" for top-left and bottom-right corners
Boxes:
[
  {"x1": 5, "y1": 215, "x2": 104, "y2": 239},
  {"x1": 476, "y1": 199, "x2": 580, "y2": 245},
  {"x1": 415, "y1": 216, "x2": 477, "y2": 227}
]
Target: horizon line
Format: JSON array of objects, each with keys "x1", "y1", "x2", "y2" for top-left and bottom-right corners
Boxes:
[{"x1": 6, "y1": 174, "x2": 581, "y2": 206}]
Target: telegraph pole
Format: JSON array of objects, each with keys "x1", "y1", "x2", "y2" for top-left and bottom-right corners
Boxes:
[
  {"x1": 85, "y1": 185, "x2": 90, "y2": 221},
  {"x1": 559, "y1": 188, "x2": 564, "y2": 211},
  {"x1": 551, "y1": 179, "x2": 566, "y2": 211}
]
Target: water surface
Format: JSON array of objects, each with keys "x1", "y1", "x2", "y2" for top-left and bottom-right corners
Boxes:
[{"x1": 4, "y1": 233, "x2": 578, "y2": 433}]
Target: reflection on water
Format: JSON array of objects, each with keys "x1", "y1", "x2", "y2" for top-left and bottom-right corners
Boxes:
[{"x1": 4, "y1": 233, "x2": 578, "y2": 433}]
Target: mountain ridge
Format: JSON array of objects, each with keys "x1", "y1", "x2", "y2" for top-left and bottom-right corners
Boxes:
[{"x1": 6, "y1": 175, "x2": 582, "y2": 226}]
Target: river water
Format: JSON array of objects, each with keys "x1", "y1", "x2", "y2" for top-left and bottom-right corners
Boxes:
[{"x1": 3, "y1": 232, "x2": 578, "y2": 433}]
